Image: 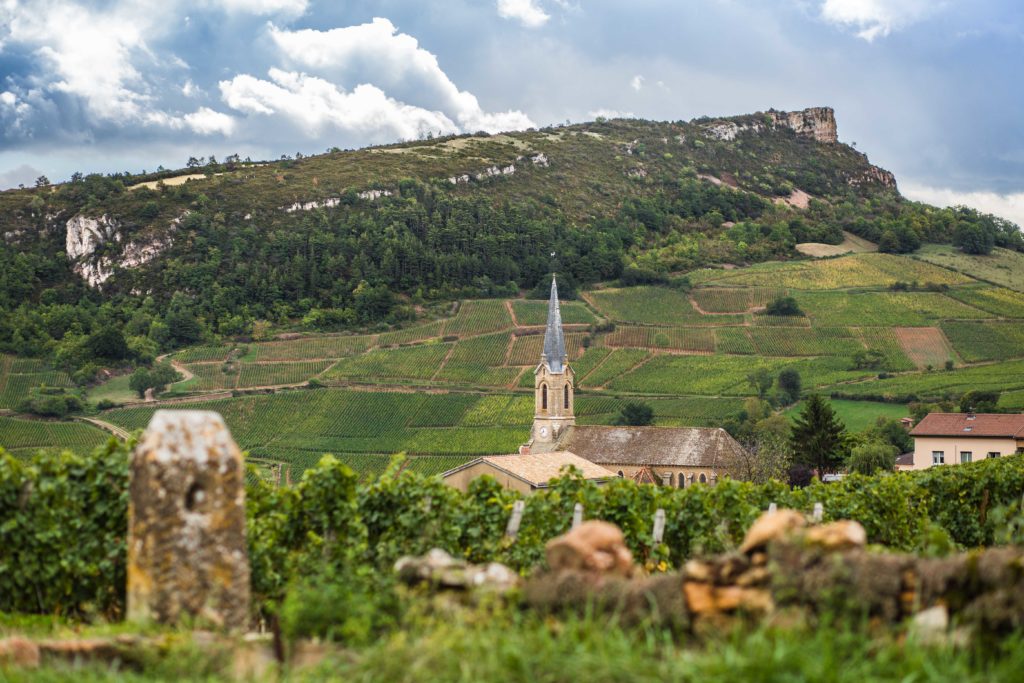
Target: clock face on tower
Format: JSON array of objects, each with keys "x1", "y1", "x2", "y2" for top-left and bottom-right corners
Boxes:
[{"x1": 539, "y1": 426, "x2": 549, "y2": 438}]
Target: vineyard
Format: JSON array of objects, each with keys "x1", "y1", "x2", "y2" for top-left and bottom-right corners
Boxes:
[
  {"x1": 947, "y1": 286, "x2": 1024, "y2": 318},
  {"x1": 0, "y1": 355, "x2": 74, "y2": 409},
  {"x1": 442, "y1": 300, "x2": 514, "y2": 337},
  {"x1": 940, "y1": 321, "x2": 1024, "y2": 363},
  {"x1": 606, "y1": 326, "x2": 715, "y2": 353},
  {"x1": 0, "y1": 416, "x2": 110, "y2": 458},
  {"x1": 585, "y1": 287, "x2": 745, "y2": 326},
  {"x1": 511, "y1": 299, "x2": 597, "y2": 325}
]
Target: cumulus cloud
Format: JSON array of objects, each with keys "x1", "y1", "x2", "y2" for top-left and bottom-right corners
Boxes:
[
  {"x1": 630, "y1": 75, "x2": 644, "y2": 91},
  {"x1": 497, "y1": 0, "x2": 550, "y2": 28},
  {"x1": 263, "y1": 18, "x2": 534, "y2": 134},
  {"x1": 903, "y1": 183, "x2": 1024, "y2": 229},
  {"x1": 210, "y1": 0, "x2": 308, "y2": 16},
  {"x1": 820, "y1": 0, "x2": 940, "y2": 41},
  {"x1": 184, "y1": 107, "x2": 237, "y2": 135},
  {"x1": 220, "y1": 68, "x2": 460, "y2": 141}
]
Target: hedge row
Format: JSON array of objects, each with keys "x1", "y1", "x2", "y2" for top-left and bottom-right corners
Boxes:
[{"x1": 2, "y1": 441, "x2": 1023, "y2": 617}]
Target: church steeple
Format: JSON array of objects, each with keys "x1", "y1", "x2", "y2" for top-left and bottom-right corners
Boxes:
[
  {"x1": 532, "y1": 274, "x2": 575, "y2": 446},
  {"x1": 541, "y1": 274, "x2": 567, "y2": 373}
]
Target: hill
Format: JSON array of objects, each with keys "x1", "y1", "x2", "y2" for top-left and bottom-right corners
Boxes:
[{"x1": 2, "y1": 107, "x2": 1024, "y2": 480}]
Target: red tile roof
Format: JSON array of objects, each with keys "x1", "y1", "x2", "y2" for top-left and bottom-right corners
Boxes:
[{"x1": 910, "y1": 413, "x2": 1024, "y2": 438}]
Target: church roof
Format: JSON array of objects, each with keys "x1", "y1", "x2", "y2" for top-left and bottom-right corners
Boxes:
[
  {"x1": 553, "y1": 425, "x2": 746, "y2": 470},
  {"x1": 541, "y1": 274, "x2": 567, "y2": 373},
  {"x1": 443, "y1": 451, "x2": 614, "y2": 488}
]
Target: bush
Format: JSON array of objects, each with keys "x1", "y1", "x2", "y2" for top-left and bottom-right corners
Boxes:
[
  {"x1": 17, "y1": 387, "x2": 85, "y2": 417},
  {"x1": 5, "y1": 442, "x2": 1024, "y2": 617},
  {"x1": 763, "y1": 297, "x2": 803, "y2": 317}
]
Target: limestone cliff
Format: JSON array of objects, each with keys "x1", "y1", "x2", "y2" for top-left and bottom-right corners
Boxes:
[
  {"x1": 767, "y1": 107, "x2": 838, "y2": 144},
  {"x1": 65, "y1": 214, "x2": 173, "y2": 288}
]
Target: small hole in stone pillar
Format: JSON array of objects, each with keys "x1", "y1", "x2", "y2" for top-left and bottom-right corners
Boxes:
[{"x1": 185, "y1": 482, "x2": 205, "y2": 511}]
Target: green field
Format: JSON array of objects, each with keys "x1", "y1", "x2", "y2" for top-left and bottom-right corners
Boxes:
[
  {"x1": 785, "y1": 399, "x2": 909, "y2": 432},
  {"x1": 512, "y1": 299, "x2": 597, "y2": 325}
]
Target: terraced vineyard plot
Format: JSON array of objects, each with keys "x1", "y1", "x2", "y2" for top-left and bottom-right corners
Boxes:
[
  {"x1": 507, "y1": 333, "x2": 586, "y2": 365},
  {"x1": 378, "y1": 320, "x2": 446, "y2": 346},
  {"x1": 174, "y1": 345, "x2": 233, "y2": 363},
  {"x1": 251, "y1": 335, "x2": 377, "y2": 361},
  {"x1": 461, "y1": 395, "x2": 521, "y2": 426},
  {"x1": 405, "y1": 455, "x2": 476, "y2": 477},
  {"x1": 436, "y1": 334, "x2": 519, "y2": 385},
  {"x1": 941, "y1": 321, "x2": 1024, "y2": 363},
  {"x1": 0, "y1": 364, "x2": 75, "y2": 409},
  {"x1": 581, "y1": 349, "x2": 650, "y2": 388},
  {"x1": 692, "y1": 288, "x2": 783, "y2": 313},
  {"x1": 443, "y1": 300, "x2": 513, "y2": 337},
  {"x1": 752, "y1": 315, "x2": 811, "y2": 327},
  {"x1": 605, "y1": 326, "x2": 715, "y2": 353},
  {"x1": 403, "y1": 427, "x2": 525, "y2": 455},
  {"x1": 571, "y1": 347, "x2": 613, "y2": 381},
  {"x1": 182, "y1": 363, "x2": 238, "y2": 390},
  {"x1": 715, "y1": 328, "x2": 755, "y2": 354},
  {"x1": 574, "y1": 396, "x2": 746, "y2": 427},
  {"x1": 237, "y1": 361, "x2": 334, "y2": 388},
  {"x1": 609, "y1": 355, "x2": 876, "y2": 396},
  {"x1": 837, "y1": 359, "x2": 1024, "y2": 401},
  {"x1": 0, "y1": 417, "x2": 109, "y2": 454},
  {"x1": 586, "y1": 287, "x2": 744, "y2": 326},
  {"x1": 408, "y1": 394, "x2": 479, "y2": 427},
  {"x1": 748, "y1": 327, "x2": 862, "y2": 357},
  {"x1": 794, "y1": 291, "x2": 992, "y2": 327},
  {"x1": 325, "y1": 343, "x2": 451, "y2": 381},
  {"x1": 915, "y1": 244, "x2": 1024, "y2": 292},
  {"x1": 947, "y1": 287, "x2": 1024, "y2": 318},
  {"x1": 699, "y1": 253, "x2": 972, "y2": 290},
  {"x1": 892, "y1": 327, "x2": 957, "y2": 369},
  {"x1": 512, "y1": 299, "x2": 597, "y2": 325},
  {"x1": 856, "y1": 328, "x2": 917, "y2": 371}
]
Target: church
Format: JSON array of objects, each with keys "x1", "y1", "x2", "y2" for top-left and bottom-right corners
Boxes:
[{"x1": 443, "y1": 275, "x2": 747, "y2": 493}]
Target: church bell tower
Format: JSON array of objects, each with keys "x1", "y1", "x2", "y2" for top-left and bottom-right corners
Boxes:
[{"x1": 532, "y1": 274, "x2": 575, "y2": 445}]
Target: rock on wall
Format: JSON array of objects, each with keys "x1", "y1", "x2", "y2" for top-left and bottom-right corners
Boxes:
[{"x1": 65, "y1": 214, "x2": 171, "y2": 288}]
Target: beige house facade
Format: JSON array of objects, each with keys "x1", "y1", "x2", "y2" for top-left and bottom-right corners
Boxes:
[
  {"x1": 908, "y1": 413, "x2": 1024, "y2": 470},
  {"x1": 442, "y1": 452, "x2": 613, "y2": 494}
]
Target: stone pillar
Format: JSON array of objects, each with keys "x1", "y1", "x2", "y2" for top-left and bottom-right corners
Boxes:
[{"x1": 127, "y1": 410, "x2": 251, "y2": 630}]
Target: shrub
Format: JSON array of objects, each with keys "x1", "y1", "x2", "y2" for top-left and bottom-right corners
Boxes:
[{"x1": 763, "y1": 297, "x2": 803, "y2": 316}]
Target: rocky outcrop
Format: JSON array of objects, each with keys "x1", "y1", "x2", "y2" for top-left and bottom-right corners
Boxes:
[
  {"x1": 767, "y1": 107, "x2": 838, "y2": 143},
  {"x1": 849, "y1": 164, "x2": 898, "y2": 190},
  {"x1": 65, "y1": 214, "x2": 171, "y2": 288},
  {"x1": 704, "y1": 107, "x2": 839, "y2": 144}
]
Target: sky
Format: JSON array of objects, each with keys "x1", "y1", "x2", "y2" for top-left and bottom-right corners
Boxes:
[{"x1": 1, "y1": 0, "x2": 1022, "y2": 225}]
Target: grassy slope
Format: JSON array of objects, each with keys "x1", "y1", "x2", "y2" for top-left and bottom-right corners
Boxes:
[{"x1": 915, "y1": 245, "x2": 1024, "y2": 292}]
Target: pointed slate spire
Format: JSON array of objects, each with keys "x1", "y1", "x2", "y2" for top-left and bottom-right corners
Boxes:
[{"x1": 542, "y1": 274, "x2": 567, "y2": 373}]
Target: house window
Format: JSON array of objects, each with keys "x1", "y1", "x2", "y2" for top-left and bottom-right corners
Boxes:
[
  {"x1": 931, "y1": 451, "x2": 945, "y2": 465},
  {"x1": 541, "y1": 384, "x2": 548, "y2": 410},
  {"x1": 678, "y1": 476, "x2": 685, "y2": 488},
  {"x1": 564, "y1": 384, "x2": 570, "y2": 410},
  {"x1": 960, "y1": 452, "x2": 972, "y2": 464},
  {"x1": 699, "y1": 473, "x2": 707, "y2": 484},
  {"x1": 988, "y1": 452, "x2": 1001, "y2": 459},
  {"x1": 617, "y1": 470, "x2": 624, "y2": 478}
]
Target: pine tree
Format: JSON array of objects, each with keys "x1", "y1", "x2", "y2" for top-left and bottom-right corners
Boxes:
[{"x1": 789, "y1": 394, "x2": 847, "y2": 476}]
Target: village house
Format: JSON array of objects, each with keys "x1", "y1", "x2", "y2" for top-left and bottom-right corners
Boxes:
[
  {"x1": 907, "y1": 413, "x2": 1024, "y2": 469},
  {"x1": 442, "y1": 275, "x2": 746, "y2": 493},
  {"x1": 441, "y1": 452, "x2": 613, "y2": 494}
]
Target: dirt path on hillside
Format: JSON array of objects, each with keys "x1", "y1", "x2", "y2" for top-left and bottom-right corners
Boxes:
[{"x1": 78, "y1": 417, "x2": 130, "y2": 440}]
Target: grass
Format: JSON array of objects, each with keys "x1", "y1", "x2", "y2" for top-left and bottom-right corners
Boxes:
[
  {"x1": 785, "y1": 399, "x2": 908, "y2": 432},
  {"x1": 915, "y1": 244, "x2": 1024, "y2": 292},
  {"x1": 86, "y1": 374, "x2": 138, "y2": 405},
  {"x1": 7, "y1": 610, "x2": 1024, "y2": 682}
]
